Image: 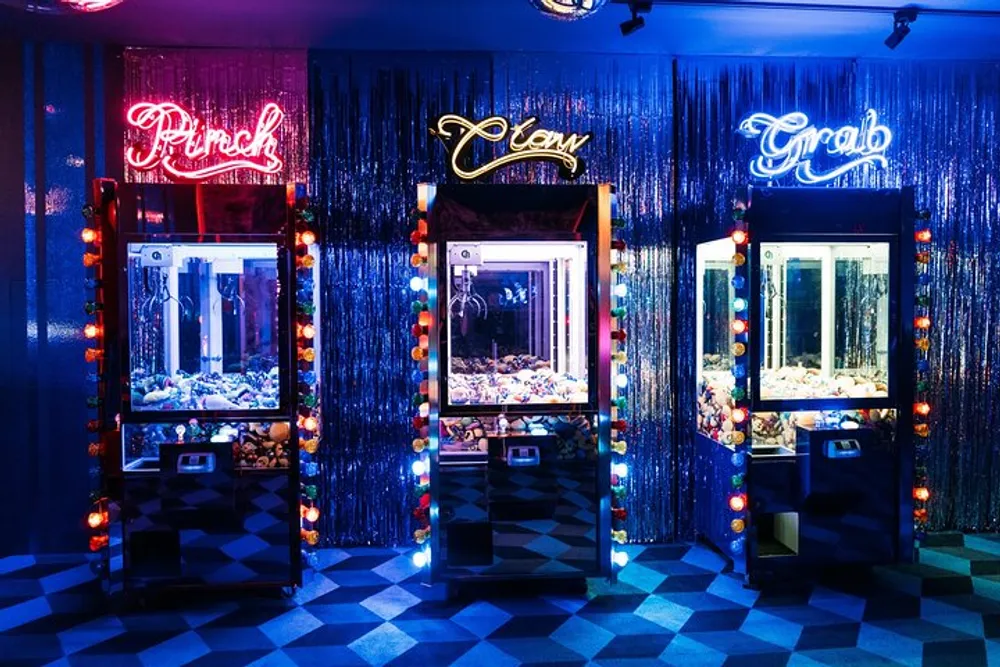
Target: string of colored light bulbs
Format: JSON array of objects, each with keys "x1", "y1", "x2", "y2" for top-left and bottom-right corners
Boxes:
[
  {"x1": 610, "y1": 212, "x2": 630, "y2": 570},
  {"x1": 296, "y1": 206, "x2": 322, "y2": 558},
  {"x1": 727, "y1": 201, "x2": 750, "y2": 556},
  {"x1": 912, "y1": 211, "x2": 933, "y2": 545},
  {"x1": 409, "y1": 204, "x2": 432, "y2": 568},
  {"x1": 82, "y1": 203, "x2": 110, "y2": 555}
]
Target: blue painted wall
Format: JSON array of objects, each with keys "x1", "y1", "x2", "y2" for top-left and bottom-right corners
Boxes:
[{"x1": 1, "y1": 43, "x2": 105, "y2": 555}]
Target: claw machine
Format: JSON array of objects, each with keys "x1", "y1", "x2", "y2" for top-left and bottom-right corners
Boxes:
[
  {"x1": 406, "y1": 183, "x2": 630, "y2": 592},
  {"x1": 695, "y1": 186, "x2": 923, "y2": 586},
  {"x1": 83, "y1": 180, "x2": 319, "y2": 594}
]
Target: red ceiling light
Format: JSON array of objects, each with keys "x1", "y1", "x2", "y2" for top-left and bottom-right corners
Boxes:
[{"x1": 61, "y1": 0, "x2": 126, "y2": 12}]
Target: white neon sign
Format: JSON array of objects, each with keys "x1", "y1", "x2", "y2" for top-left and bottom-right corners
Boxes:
[{"x1": 738, "y1": 109, "x2": 892, "y2": 184}]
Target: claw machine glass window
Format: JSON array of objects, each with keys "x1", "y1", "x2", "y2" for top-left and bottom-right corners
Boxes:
[
  {"x1": 127, "y1": 242, "x2": 281, "y2": 412},
  {"x1": 445, "y1": 241, "x2": 589, "y2": 407},
  {"x1": 696, "y1": 239, "x2": 737, "y2": 443},
  {"x1": 758, "y1": 243, "x2": 890, "y2": 402}
]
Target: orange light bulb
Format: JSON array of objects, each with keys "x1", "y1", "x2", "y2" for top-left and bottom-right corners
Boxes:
[
  {"x1": 728, "y1": 494, "x2": 747, "y2": 513},
  {"x1": 731, "y1": 230, "x2": 748, "y2": 245},
  {"x1": 418, "y1": 311, "x2": 431, "y2": 327},
  {"x1": 83, "y1": 253, "x2": 100, "y2": 267},
  {"x1": 914, "y1": 402, "x2": 931, "y2": 416},
  {"x1": 914, "y1": 487, "x2": 930, "y2": 502},
  {"x1": 915, "y1": 229, "x2": 932, "y2": 243},
  {"x1": 300, "y1": 230, "x2": 316, "y2": 246}
]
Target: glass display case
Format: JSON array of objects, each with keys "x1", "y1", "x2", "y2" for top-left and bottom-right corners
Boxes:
[
  {"x1": 127, "y1": 242, "x2": 281, "y2": 412},
  {"x1": 696, "y1": 239, "x2": 738, "y2": 445},
  {"x1": 445, "y1": 241, "x2": 588, "y2": 407},
  {"x1": 759, "y1": 242, "x2": 890, "y2": 402}
]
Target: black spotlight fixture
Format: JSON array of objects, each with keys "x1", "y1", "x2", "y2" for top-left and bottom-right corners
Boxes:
[
  {"x1": 620, "y1": 1, "x2": 651, "y2": 36},
  {"x1": 885, "y1": 7, "x2": 918, "y2": 50}
]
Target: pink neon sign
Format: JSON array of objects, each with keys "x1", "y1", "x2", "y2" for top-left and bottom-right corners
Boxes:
[{"x1": 125, "y1": 102, "x2": 285, "y2": 182}]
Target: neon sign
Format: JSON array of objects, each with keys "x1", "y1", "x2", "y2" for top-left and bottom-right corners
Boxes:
[
  {"x1": 738, "y1": 109, "x2": 892, "y2": 184},
  {"x1": 125, "y1": 102, "x2": 285, "y2": 181},
  {"x1": 431, "y1": 114, "x2": 592, "y2": 181}
]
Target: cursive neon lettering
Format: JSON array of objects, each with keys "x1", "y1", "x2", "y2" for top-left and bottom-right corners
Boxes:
[
  {"x1": 125, "y1": 102, "x2": 285, "y2": 181},
  {"x1": 738, "y1": 109, "x2": 892, "y2": 185},
  {"x1": 432, "y1": 114, "x2": 591, "y2": 181}
]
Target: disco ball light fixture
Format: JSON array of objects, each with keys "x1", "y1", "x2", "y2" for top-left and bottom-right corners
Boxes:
[{"x1": 529, "y1": 0, "x2": 609, "y2": 21}]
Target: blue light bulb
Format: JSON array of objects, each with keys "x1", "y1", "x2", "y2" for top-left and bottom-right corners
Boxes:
[
  {"x1": 731, "y1": 452, "x2": 745, "y2": 467},
  {"x1": 733, "y1": 366, "x2": 746, "y2": 379},
  {"x1": 732, "y1": 276, "x2": 745, "y2": 289}
]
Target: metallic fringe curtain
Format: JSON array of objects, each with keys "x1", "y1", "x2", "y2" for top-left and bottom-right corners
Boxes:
[
  {"x1": 313, "y1": 54, "x2": 1000, "y2": 545},
  {"x1": 312, "y1": 53, "x2": 675, "y2": 545}
]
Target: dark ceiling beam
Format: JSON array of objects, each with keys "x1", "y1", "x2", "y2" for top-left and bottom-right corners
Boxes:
[{"x1": 611, "y1": 0, "x2": 1000, "y2": 18}]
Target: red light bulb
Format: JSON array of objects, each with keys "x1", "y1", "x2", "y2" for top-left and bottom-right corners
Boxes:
[
  {"x1": 914, "y1": 402, "x2": 931, "y2": 416},
  {"x1": 729, "y1": 494, "x2": 747, "y2": 512},
  {"x1": 913, "y1": 487, "x2": 930, "y2": 502},
  {"x1": 731, "y1": 230, "x2": 748, "y2": 245},
  {"x1": 731, "y1": 320, "x2": 748, "y2": 335},
  {"x1": 731, "y1": 408, "x2": 747, "y2": 424}
]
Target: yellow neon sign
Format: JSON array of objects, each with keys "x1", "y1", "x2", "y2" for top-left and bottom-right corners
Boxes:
[{"x1": 431, "y1": 114, "x2": 592, "y2": 181}]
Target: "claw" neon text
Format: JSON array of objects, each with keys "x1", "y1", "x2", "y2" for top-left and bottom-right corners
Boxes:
[{"x1": 432, "y1": 114, "x2": 592, "y2": 181}]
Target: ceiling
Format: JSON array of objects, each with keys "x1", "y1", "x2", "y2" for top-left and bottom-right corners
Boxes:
[{"x1": 3, "y1": 0, "x2": 1000, "y2": 59}]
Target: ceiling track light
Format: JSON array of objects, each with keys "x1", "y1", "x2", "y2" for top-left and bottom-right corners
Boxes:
[
  {"x1": 620, "y1": 1, "x2": 651, "y2": 36},
  {"x1": 885, "y1": 7, "x2": 917, "y2": 50}
]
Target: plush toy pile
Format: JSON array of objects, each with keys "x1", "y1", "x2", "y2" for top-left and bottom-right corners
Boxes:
[
  {"x1": 449, "y1": 354, "x2": 588, "y2": 404},
  {"x1": 698, "y1": 369, "x2": 894, "y2": 448},
  {"x1": 759, "y1": 366, "x2": 887, "y2": 401},
  {"x1": 439, "y1": 414, "x2": 596, "y2": 460},
  {"x1": 130, "y1": 367, "x2": 281, "y2": 411}
]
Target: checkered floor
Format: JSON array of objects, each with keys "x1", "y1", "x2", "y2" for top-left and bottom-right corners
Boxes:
[{"x1": 3, "y1": 543, "x2": 999, "y2": 667}]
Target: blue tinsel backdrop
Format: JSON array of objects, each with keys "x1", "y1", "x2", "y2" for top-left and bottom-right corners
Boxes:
[{"x1": 312, "y1": 54, "x2": 1000, "y2": 545}]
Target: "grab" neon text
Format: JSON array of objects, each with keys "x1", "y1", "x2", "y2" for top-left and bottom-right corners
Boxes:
[{"x1": 738, "y1": 109, "x2": 892, "y2": 184}]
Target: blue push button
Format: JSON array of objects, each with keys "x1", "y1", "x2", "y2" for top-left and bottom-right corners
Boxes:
[{"x1": 823, "y1": 439, "x2": 861, "y2": 459}]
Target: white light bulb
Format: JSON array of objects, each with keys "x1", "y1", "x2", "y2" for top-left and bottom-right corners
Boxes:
[
  {"x1": 412, "y1": 460, "x2": 427, "y2": 476},
  {"x1": 614, "y1": 284, "x2": 627, "y2": 298},
  {"x1": 612, "y1": 463, "x2": 628, "y2": 478},
  {"x1": 409, "y1": 276, "x2": 426, "y2": 292},
  {"x1": 733, "y1": 298, "x2": 747, "y2": 312},
  {"x1": 612, "y1": 550, "x2": 629, "y2": 567},
  {"x1": 412, "y1": 550, "x2": 428, "y2": 568},
  {"x1": 616, "y1": 374, "x2": 629, "y2": 389}
]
